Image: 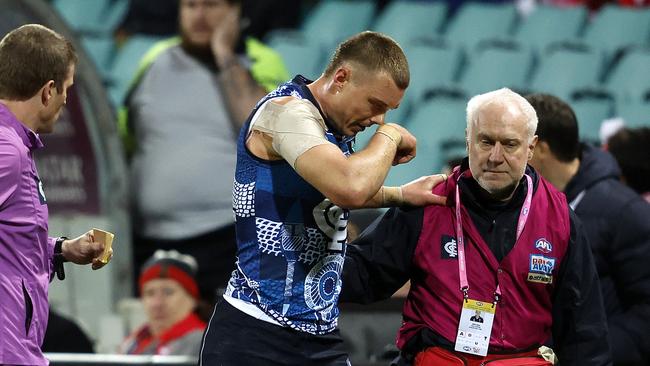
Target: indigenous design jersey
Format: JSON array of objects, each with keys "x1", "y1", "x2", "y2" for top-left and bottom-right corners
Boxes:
[{"x1": 226, "y1": 75, "x2": 351, "y2": 335}]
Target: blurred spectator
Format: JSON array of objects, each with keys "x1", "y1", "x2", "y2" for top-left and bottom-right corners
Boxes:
[
  {"x1": 607, "y1": 127, "x2": 650, "y2": 203},
  {"x1": 42, "y1": 308, "x2": 94, "y2": 353},
  {"x1": 120, "y1": 0, "x2": 288, "y2": 303},
  {"x1": 119, "y1": 250, "x2": 206, "y2": 356},
  {"x1": 526, "y1": 93, "x2": 650, "y2": 366}
]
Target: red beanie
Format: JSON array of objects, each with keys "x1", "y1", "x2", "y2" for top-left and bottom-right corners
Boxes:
[{"x1": 138, "y1": 250, "x2": 200, "y2": 299}]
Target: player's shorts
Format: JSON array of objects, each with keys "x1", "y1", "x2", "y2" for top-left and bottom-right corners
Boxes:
[{"x1": 199, "y1": 299, "x2": 351, "y2": 366}]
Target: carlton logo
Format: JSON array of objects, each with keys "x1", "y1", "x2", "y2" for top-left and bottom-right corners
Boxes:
[
  {"x1": 440, "y1": 235, "x2": 457, "y2": 259},
  {"x1": 535, "y1": 238, "x2": 553, "y2": 253}
]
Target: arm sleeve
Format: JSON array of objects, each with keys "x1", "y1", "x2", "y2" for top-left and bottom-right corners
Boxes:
[
  {"x1": 607, "y1": 199, "x2": 650, "y2": 365},
  {"x1": 48, "y1": 236, "x2": 57, "y2": 280},
  {"x1": 340, "y1": 207, "x2": 424, "y2": 304},
  {"x1": 552, "y1": 209, "x2": 613, "y2": 366},
  {"x1": 0, "y1": 136, "x2": 21, "y2": 208},
  {"x1": 251, "y1": 98, "x2": 331, "y2": 168}
]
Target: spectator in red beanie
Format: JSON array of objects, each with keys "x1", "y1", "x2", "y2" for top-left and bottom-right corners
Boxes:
[{"x1": 120, "y1": 250, "x2": 206, "y2": 356}]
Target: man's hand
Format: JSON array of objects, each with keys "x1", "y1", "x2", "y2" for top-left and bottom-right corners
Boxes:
[
  {"x1": 61, "y1": 231, "x2": 111, "y2": 270},
  {"x1": 401, "y1": 174, "x2": 448, "y2": 206},
  {"x1": 380, "y1": 123, "x2": 417, "y2": 165},
  {"x1": 211, "y1": 2, "x2": 241, "y2": 67}
]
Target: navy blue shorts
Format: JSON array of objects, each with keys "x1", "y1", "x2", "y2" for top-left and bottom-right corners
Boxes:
[{"x1": 200, "y1": 299, "x2": 351, "y2": 366}]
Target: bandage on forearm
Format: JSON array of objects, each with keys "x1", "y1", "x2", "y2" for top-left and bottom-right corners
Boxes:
[
  {"x1": 381, "y1": 186, "x2": 404, "y2": 206},
  {"x1": 375, "y1": 125, "x2": 402, "y2": 146}
]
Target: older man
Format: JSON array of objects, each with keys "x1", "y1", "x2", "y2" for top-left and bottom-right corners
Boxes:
[{"x1": 342, "y1": 88, "x2": 612, "y2": 366}]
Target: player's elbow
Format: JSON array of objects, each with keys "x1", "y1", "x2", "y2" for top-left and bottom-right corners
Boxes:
[{"x1": 328, "y1": 186, "x2": 371, "y2": 209}]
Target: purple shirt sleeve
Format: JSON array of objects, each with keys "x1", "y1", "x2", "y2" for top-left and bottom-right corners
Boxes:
[
  {"x1": 0, "y1": 135, "x2": 21, "y2": 207},
  {"x1": 48, "y1": 236, "x2": 57, "y2": 279}
]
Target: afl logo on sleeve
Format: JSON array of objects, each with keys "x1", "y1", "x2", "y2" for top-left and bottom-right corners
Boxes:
[{"x1": 441, "y1": 235, "x2": 458, "y2": 259}]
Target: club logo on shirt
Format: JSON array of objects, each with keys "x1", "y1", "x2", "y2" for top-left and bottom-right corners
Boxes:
[
  {"x1": 527, "y1": 254, "x2": 555, "y2": 284},
  {"x1": 534, "y1": 238, "x2": 553, "y2": 253},
  {"x1": 441, "y1": 235, "x2": 457, "y2": 259}
]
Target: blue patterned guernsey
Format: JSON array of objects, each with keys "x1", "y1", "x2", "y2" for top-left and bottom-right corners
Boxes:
[{"x1": 227, "y1": 75, "x2": 352, "y2": 335}]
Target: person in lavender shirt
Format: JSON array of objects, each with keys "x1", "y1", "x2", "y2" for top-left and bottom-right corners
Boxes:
[{"x1": 0, "y1": 24, "x2": 111, "y2": 365}]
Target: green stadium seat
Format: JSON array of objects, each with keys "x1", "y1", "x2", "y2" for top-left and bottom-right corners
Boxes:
[
  {"x1": 371, "y1": 1, "x2": 447, "y2": 47},
  {"x1": 266, "y1": 31, "x2": 323, "y2": 80},
  {"x1": 606, "y1": 47, "x2": 650, "y2": 103},
  {"x1": 570, "y1": 97, "x2": 615, "y2": 144},
  {"x1": 582, "y1": 5, "x2": 650, "y2": 62},
  {"x1": 382, "y1": 95, "x2": 468, "y2": 185},
  {"x1": 616, "y1": 101, "x2": 650, "y2": 127},
  {"x1": 302, "y1": 1, "x2": 376, "y2": 52},
  {"x1": 81, "y1": 35, "x2": 115, "y2": 80},
  {"x1": 528, "y1": 43, "x2": 601, "y2": 101},
  {"x1": 53, "y1": 0, "x2": 129, "y2": 36},
  {"x1": 444, "y1": 3, "x2": 518, "y2": 53},
  {"x1": 389, "y1": 40, "x2": 462, "y2": 123},
  {"x1": 459, "y1": 40, "x2": 533, "y2": 96},
  {"x1": 514, "y1": 5, "x2": 588, "y2": 53},
  {"x1": 107, "y1": 35, "x2": 167, "y2": 106}
]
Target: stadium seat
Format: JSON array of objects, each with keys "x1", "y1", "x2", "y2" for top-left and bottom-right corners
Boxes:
[
  {"x1": 107, "y1": 35, "x2": 167, "y2": 106},
  {"x1": 53, "y1": 0, "x2": 129, "y2": 36},
  {"x1": 605, "y1": 47, "x2": 650, "y2": 103},
  {"x1": 514, "y1": 5, "x2": 588, "y2": 53},
  {"x1": 616, "y1": 101, "x2": 650, "y2": 127},
  {"x1": 570, "y1": 97, "x2": 615, "y2": 143},
  {"x1": 459, "y1": 40, "x2": 533, "y2": 96},
  {"x1": 582, "y1": 5, "x2": 650, "y2": 62},
  {"x1": 393, "y1": 40, "x2": 462, "y2": 122},
  {"x1": 81, "y1": 35, "x2": 116, "y2": 80},
  {"x1": 382, "y1": 95, "x2": 468, "y2": 185},
  {"x1": 371, "y1": 1, "x2": 447, "y2": 47},
  {"x1": 302, "y1": 1, "x2": 375, "y2": 52},
  {"x1": 444, "y1": 2, "x2": 518, "y2": 53},
  {"x1": 266, "y1": 31, "x2": 323, "y2": 80},
  {"x1": 528, "y1": 43, "x2": 601, "y2": 101}
]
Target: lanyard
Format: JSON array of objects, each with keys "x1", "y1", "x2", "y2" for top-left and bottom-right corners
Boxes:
[{"x1": 455, "y1": 174, "x2": 533, "y2": 304}]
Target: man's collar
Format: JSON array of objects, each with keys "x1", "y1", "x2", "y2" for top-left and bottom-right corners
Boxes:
[
  {"x1": 0, "y1": 102, "x2": 44, "y2": 150},
  {"x1": 455, "y1": 159, "x2": 538, "y2": 212}
]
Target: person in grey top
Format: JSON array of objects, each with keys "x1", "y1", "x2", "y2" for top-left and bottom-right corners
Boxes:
[{"x1": 121, "y1": 0, "x2": 288, "y2": 303}]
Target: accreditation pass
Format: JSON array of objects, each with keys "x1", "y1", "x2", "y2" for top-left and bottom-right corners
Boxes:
[{"x1": 454, "y1": 299, "x2": 496, "y2": 356}]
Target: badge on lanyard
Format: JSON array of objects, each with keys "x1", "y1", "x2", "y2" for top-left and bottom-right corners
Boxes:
[
  {"x1": 454, "y1": 299, "x2": 495, "y2": 356},
  {"x1": 451, "y1": 173, "x2": 533, "y2": 357}
]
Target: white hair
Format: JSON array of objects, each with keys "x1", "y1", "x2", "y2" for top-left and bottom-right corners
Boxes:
[{"x1": 466, "y1": 88, "x2": 538, "y2": 142}]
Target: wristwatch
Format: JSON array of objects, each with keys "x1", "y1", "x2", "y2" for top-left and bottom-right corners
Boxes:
[{"x1": 53, "y1": 236, "x2": 68, "y2": 280}]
